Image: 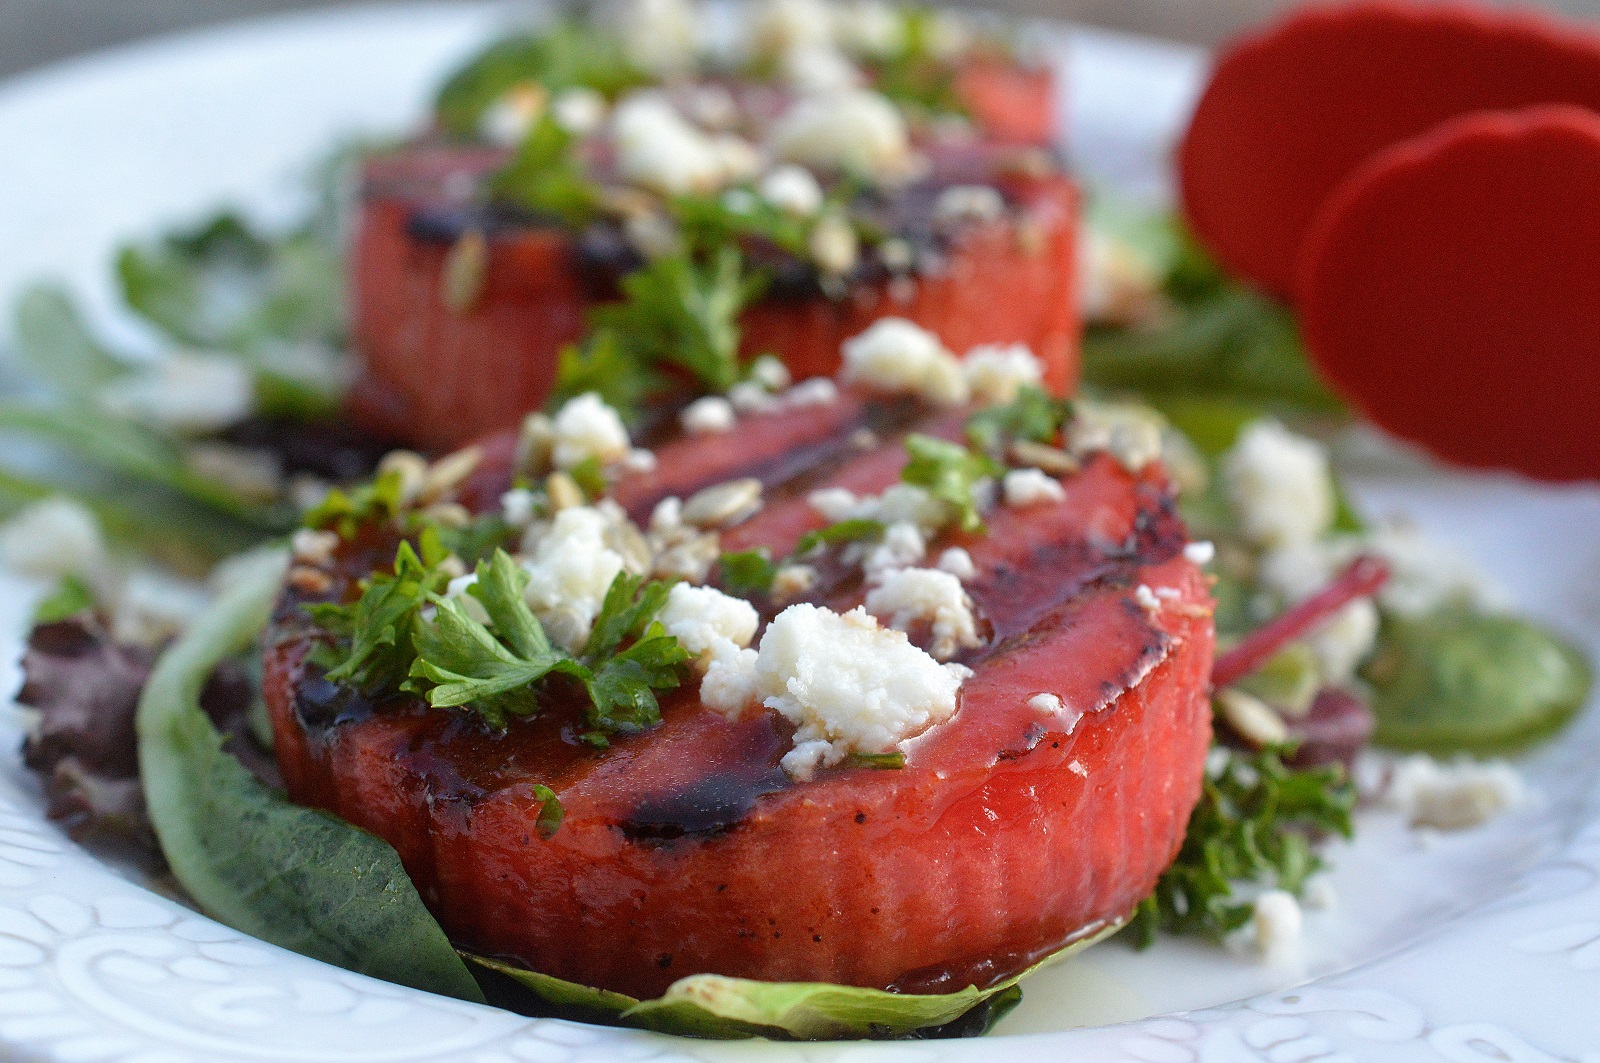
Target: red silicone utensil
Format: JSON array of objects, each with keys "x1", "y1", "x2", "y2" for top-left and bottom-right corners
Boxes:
[
  {"x1": 1180, "y1": 1, "x2": 1600, "y2": 297},
  {"x1": 1297, "y1": 105, "x2": 1600, "y2": 482}
]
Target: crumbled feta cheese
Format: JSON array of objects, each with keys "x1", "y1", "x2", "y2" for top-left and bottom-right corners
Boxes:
[
  {"x1": 781, "y1": 43, "x2": 862, "y2": 94},
  {"x1": 937, "y1": 546, "x2": 976, "y2": 582},
  {"x1": 701, "y1": 641, "x2": 761, "y2": 714},
  {"x1": 835, "y1": 0, "x2": 904, "y2": 56},
  {"x1": 962, "y1": 343, "x2": 1042, "y2": 406},
  {"x1": 870, "y1": 484, "x2": 947, "y2": 532},
  {"x1": 615, "y1": 0, "x2": 700, "y2": 76},
  {"x1": 551, "y1": 392, "x2": 632, "y2": 470},
  {"x1": 808, "y1": 210, "x2": 859, "y2": 275},
  {"x1": 862, "y1": 521, "x2": 926, "y2": 579},
  {"x1": 520, "y1": 506, "x2": 627, "y2": 652},
  {"x1": 751, "y1": 0, "x2": 835, "y2": 54},
  {"x1": 772, "y1": 562, "x2": 818, "y2": 601},
  {"x1": 865, "y1": 567, "x2": 981, "y2": 660},
  {"x1": 1183, "y1": 540, "x2": 1216, "y2": 566},
  {"x1": 612, "y1": 93, "x2": 726, "y2": 195},
  {"x1": 1357, "y1": 523, "x2": 1496, "y2": 617},
  {"x1": 759, "y1": 163, "x2": 825, "y2": 216},
  {"x1": 501, "y1": 488, "x2": 537, "y2": 528},
  {"x1": 680, "y1": 395, "x2": 737, "y2": 435},
  {"x1": 479, "y1": 82, "x2": 546, "y2": 145},
  {"x1": 840, "y1": 317, "x2": 968, "y2": 405},
  {"x1": 1310, "y1": 597, "x2": 1380, "y2": 682},
  {"x1": 1067, "y1": 401, "x2": 1164, "y2": 474},
  {"x1": 1133, "y1": 583, "x2": 1163, "y2": 617},
  {"x1": 650, "y1": 496, "x2": 684, "y2": 535},
  {"x1": 1222, "y1": 421, "x2": 1334, "y2": 549},
  {"x1": 1078, "y1": 227, "x2": 1165, "y2": 327},
  {"x1": 1385, "y1": 754, "x2": 1525, "y2": 831},
  {"x1": 1028, "y1": 692, "x2": 1062, "y2": 714},
  {"x1": 807, "y1": 487, "x2": 859, "y2": 523},
  {"x1": 551, "y1": 87, "x2": 607, "y2": 135},
  {"x1": 749, "y1": 355, "x2": 792, "y2": 392},
  {"x1": 934, "y1": 184, "x2": 1005, "y2": 226},
  {"x1": 716, "y1": 603, "x2": 964, "y2": 778},
  {"x1": 97, "y1": 354, "x2": 255, "y2": 434},
  {"x1": 784, "y1": 377, "x2": 839, "y2": 407},
  {"x1": 1002, "y1": 468, "x2": 1066, "y2": 508},
  {"x1": 771, "y1": 89, "x2": 912, "y2": 183},
  {"x1": 728, "y1": 380, "x2": 778, "y2": 413},
  {"x1": 0, "y1": 498, "x2": 108, "y2": 585},
  {"x1": 290, "y1": 528, "x2": 338, "y2": 567},
  {"x1": 658, "y1": 582, "x2": 759, "y2": 664},
  {"x1": 110, "y1": 569, "x2": 211, "y2": 646},
  {"x1": 1251, "y1": 890, "x2": 1303, "y2": 962}
]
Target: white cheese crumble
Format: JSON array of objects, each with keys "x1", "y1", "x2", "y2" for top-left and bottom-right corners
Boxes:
[
  {"x1": 807, "y1": 487, "x2": 859, "y2": 523},
  {"x1": 551, "y1": 87, "x2": 607, "y2": 136},
  {"x1": 1027, "y1": 692, "x2": 1062, "y2": 714},
  {"x1": 1222, "y1": 420, "x2": 1334, "y2": 548},
  {"x1": 0, "y1": 498, "x2": 109, "y2": 586},
  {"x1": 784, "y1": 377, "x2": 840, "y2": 407},
  {"x1": 781, "y1": 43, "x2": 862, "y2": 94},
  {"x1": 657, "y1": 582, "x2": 759, "y2": 665},
  {"x1": 759, "y1": 163, "x2": 825, "y2": 216},
  {"x1": 1002, "y1": 468, "x2": 1066, "y2": 508},
  {"x1": 1067, "y1": 401, "x2": 1164, "y2": 474},
  {"x1": 520, "y1": 506, "x2": 627, "y2": 652},
  {"x1": 937, "y1": 546, "x2": 976, "y2": 582},
  {"x1": 933, "y1": 184, "x2": 1005, "y2": 226},
  {"x1": 1250, "y1": 890, "x2": 1304, "y2": 962},
  {"x1": 962, "y1": 343, "x2": 1043, "y2": 406},
  {"x1": 551, "y1": 392, "x2": 632, "y2": 470},
  {"x1": 728, "y1": 380, "x2": 778, "y2": 413},
  {"x1": 1384, "y1": 754, "x2": 1525, "y2": 831},
  {"x1": 771, "y1": 88, "x2": 912, "y2": 183},
  {"x1": 479, "y1": 83, "x2": 545, "y2": 146},
  {"x1": 751, "y1": 0, "x2": 836, "y2": 54},
  {"x1": 703, "y1": 603, "x2": 965, "y2": 778},
  {"x1": 615, "y1": 0, "x2": 700, "y2": 76},
  {"x1": 861, "y1": 520, "x2": 926, "y2": 580},
  {"x1": 865, "y1": 567, "x2": 982, "y2": 660},
  {"x1": 840, "y1": 317, "x2": 968, "y2": 405},
  {"x1": 749, "y1": 355, "x2": 792, "y2": 392},
  {"x1": 680, "y1": 395, "x2": 737, "y2": 435},
  {"x1": 1183, "y1": 540, "x2": 1216, "y2": 565},
  {"x1": 290, "y1": 528, "x2": 338, "y2": 567},
  {"x1": 1255, "y1": 543, "x2": 1379, "y2": 681},
  {"x1": 97, "y1": 354, "x2": 255, "y2": 434},
  {"x1": 612, "y1": 93, "x2": 726, "y2": 196},
  {"x1": 808, "y1": 210, "x2": 859, "y2": 275}
]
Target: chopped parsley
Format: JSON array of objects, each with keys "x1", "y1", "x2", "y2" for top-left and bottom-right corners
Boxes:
[
  {"x1": 551, "y1": 330, "x2": 665, "y2": 422},
  {"x1": 1125, "y1": 748, "x2": 1354, "y2": 946},
  {"x1": 965, "y1": 385, "x2": 1070, "y2": 455},
  {"x1": 309, "y1": 545, "x2": 690, "y2": 740},
  {"x1": 490, "y1": 114, "x2": 600, "y2": 226},
  {"x1": 590, "y1": 247, "x2": 764, "y2": 395},
  {"x1": 301, "y1": 468, "x2": 406, "y2": 537},
  {"x1": 795, "y1": 518, "x2": 887, "y2": 556},
  {"x1": 718, "y1": 549, "x2": 779, "y2": 597},
  {"x1": 899, "y1": 434, "x2": 1000, "y2": 534}
]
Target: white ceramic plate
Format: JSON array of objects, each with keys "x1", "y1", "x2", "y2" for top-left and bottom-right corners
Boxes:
[{"x1": 0, "y1": 5, "x2": 1597, "y2": 1060}]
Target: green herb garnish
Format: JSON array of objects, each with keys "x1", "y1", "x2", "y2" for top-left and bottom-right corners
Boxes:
[
  {"x1": 899, "y1": 434, "x2": 1000, "y2": 534},
  {"x1": 718, "y1": 549, "x2": 779, "y2": 596},
  {"x1": 965, "y1": 385, "x2": 1071, "y2": 454},
  {"x1": 302, "y1": 468, "x2": 406, "y2": 537},
  {"x1": 1126, "y1": 748, "x2": 1354, "y2": 946},
  {"x1": 490, "y1": 114, "x2": 601, "y2": 226},
  {"x1": 794, "y1": 518, "x2": 887, "y2": 556}
]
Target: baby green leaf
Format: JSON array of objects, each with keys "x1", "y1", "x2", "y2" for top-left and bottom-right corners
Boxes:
[
  {"x1": 900, "y1": 434, "x2": 999, "y2": 534},
  {"x1": 465, "y1": 920, "x2": 1119, "y2": 1040},
  {"x1": 965, "y1": 385, "x2": 1069, "y2": 455},
  {"x1": 137, "y1": 551, "x2": 483, "y2": 1003},
  {"x1": 794, "y1": 518, "x2": 885, "y2": 556},
  {"x1": 12, "y1": 285, "x2": 129, "y2": 398},
  {"x1": 718, "y1": 549, "x2": 778, "y2": 596},
  {"x1": 490, "y1": 114, "x2": 600, "y2": 226}
]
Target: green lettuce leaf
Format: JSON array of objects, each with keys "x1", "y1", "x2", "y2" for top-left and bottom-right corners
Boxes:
[
  {"x1": 465, "y1": 920, "x2": 1119, "y2": 1040},
  {"x1": 136, "y1": 551, "x2": 484, "y2": 1003}
]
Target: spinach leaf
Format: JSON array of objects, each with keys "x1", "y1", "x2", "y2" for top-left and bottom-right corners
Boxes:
[
  {"x1": 136, "y1": 551, "x2": 484, "y2": 1003},
  {"x1": 1363, "y1": 606, "x2": 1593, "y2": 755},
  {"x1": 465, "y1": 920, "x2": 1118, "y2": 1040},
  {"x1": 12, "y1": 285, "x2": 129, "y2": 398}
]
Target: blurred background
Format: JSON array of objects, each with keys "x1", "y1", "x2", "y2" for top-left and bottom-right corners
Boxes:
[{"x1": 2, "y1": 0, "x2": 1597, "y2": 80}]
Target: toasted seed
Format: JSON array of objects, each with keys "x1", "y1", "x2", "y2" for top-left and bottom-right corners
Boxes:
[
  {"x1": 516, "y1": 413, "x2": 556, "y2": 478},
  {"x1": 378, "y1": 450, "x2": 429, "y2": 505},
  {"x1": 420, "y1": 446, "x2": 483, "y2": 504},
  {"x1": 1216, "y1": 688, "x2": 1289, "y2": 748},
  {"x1": 610, "y1": 517, "x2": 656, "y2": 575},
  {"x1": 1010, "y1": 440, "x2": 1080, "y2": 475},
  {"x1": 545, "y1": 471, "x2": 585, "y2": 512},
  {"x1": 422, "y1": 502, "x2": 473, "y2": 529},
  {"x1": 288, "y1": 565, "x2": 333, "y2": 595},
  {"x1": 682, "y1": 478, "x2": 763, "y2": 527},
  {"x1": 442, "y1": 229, "x2": 488, "y2": 314},
  {"x1": 654, "y1": 531, "x2": 721, "y2": 583}
]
